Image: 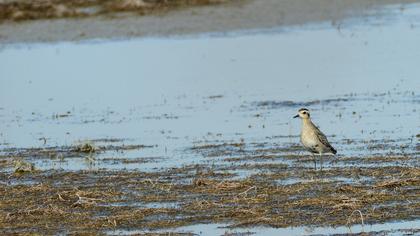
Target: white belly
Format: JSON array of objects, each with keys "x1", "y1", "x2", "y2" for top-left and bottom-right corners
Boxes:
[{"x1": 301, "y1": 131, "x2": 318, "y2": 149}]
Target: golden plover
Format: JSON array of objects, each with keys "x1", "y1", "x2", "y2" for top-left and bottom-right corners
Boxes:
[{"x1": 293, "y1": 108, "x2": 337, "y2": 170}]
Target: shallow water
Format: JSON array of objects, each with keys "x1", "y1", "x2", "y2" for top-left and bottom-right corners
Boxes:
[
  {"x1": 1, "y1": 4, "x2": 419, "y2": 173},
  {"x1": 108, "y1": 219, "x2": 420, "y2": 235},
  {"x1": 0, "y1": 3, "x2": 419, "y2": 234}
]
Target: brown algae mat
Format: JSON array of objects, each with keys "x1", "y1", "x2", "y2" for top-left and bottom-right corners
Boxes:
[
  {"x1": 0, "y1": 0, "x2": 233, "y2": 22},
  {"x1": 0, "y1": 143, "x2": 419, "y2": 234}
]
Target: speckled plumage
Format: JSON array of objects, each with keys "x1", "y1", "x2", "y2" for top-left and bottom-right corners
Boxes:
[
  {"x1": 294, "y1": 108, "x2": 337, "y2": 169},
  {"x1": 300, "y1": 118, "x2": 337, "y2": 155}
]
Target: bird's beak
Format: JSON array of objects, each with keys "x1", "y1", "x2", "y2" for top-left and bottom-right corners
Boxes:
[{"x1": 293, "y1": 114, "x2": 299, "y2": 118}]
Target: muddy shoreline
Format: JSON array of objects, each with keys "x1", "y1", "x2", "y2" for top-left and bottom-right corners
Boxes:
[
  {"x1": 1, "y1": 1, "x2": 420, "y2": 234},
  {"x1": 1, "y1": 164, "x2": 419, "y2": 234},
  {"x1": 0, "y1": 79, "x2": 418, "y2": 234},
  {"x1": 1, "y1": 133, "x2": 419, "y2": 235},
  {"x1": 1, "y1": 0, "x2": 420, "y2": 44}
]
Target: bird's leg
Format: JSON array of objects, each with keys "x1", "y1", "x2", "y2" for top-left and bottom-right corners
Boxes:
[{"x1": 320, "y1": 153, "x2": 323, "y2": 171}]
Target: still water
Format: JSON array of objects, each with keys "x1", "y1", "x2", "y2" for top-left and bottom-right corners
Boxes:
[{"x1": 0, "y1": 3, "x2": 419, "y2": 170}]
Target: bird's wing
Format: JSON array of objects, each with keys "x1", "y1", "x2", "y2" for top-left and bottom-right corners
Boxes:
[{"x1": 313, "y1": 125, "x2": 334, "y2": 149}]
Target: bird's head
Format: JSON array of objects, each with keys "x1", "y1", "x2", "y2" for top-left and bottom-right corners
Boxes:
[{"x1": 293, "y1": 108, "x2": 310, "y2": 119}]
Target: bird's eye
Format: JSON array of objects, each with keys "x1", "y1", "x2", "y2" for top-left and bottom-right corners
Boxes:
[{"x1": 302, "y1": 112, "x2": 306, "y2": 114}]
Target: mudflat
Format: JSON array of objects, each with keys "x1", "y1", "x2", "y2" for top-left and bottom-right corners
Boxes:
[{"x1": 0, "y1": 0, "x2": 419, "y2": 235}]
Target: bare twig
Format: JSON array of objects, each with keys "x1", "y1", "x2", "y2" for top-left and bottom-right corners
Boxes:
[
  {"x1": 72, "y1": 193, "x2": 104, "y2": 207},
  {"x1": 57, "y1": 193, "x2": 66, "y2": 201},
  {"x1": 238, "y1": 186, "x2": 256, "y2": 197},
  {"x1": 346, "y1": 209, "x2": 364, "y2": 228}
]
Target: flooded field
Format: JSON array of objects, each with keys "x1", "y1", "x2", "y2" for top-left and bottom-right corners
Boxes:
[{"x1": 0, "y1": 1, "x2": 419, "y2": 235}]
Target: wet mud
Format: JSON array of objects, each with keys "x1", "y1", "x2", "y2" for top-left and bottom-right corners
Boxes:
[
  {"x1": 2, "y1": 0, "x2": 420, "y2": 44},
  {"x1": 0, "y1": 0, "x2": 232, "y2": 22},
  {"x1": 0, "y1": 131, "x2": 418, "y2": 235},
  {"x1": 1, "y1": 1, "x2": 420, "y2": 235}
]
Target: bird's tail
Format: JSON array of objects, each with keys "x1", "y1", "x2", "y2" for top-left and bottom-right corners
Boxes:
[{"x1": 331, "y1": 147, "x2": 337, "y2": 155}]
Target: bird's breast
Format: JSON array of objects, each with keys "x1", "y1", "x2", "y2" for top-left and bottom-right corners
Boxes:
[{"x1": 300, "y1": 130, "x2": 318, "y2": 148}]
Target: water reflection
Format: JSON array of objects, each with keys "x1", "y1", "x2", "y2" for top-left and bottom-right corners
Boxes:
[{"x1": 0, "y1": 4, "x2": 419, "y2": 172}]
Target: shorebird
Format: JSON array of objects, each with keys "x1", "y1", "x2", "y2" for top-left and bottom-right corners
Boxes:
[{"x1": 293, "y1": 108, "x2": 337, "y2": 170}]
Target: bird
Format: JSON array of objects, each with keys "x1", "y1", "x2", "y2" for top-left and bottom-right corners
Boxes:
[{"x1": 293, "y1": 108, "x2": 337, "y2": 170}]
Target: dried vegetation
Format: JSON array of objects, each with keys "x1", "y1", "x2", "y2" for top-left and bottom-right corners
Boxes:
[
  {"x1": 0, "y1": 159, "x2": 419, "y2": 234},
  {"x1": 0, "y1": 0, "x2": 233, "y2": 22},
  {"x1": 0, "y1": 137, "x2": 419, "y2": 234}
]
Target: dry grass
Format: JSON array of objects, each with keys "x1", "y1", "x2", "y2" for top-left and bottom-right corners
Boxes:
[
  {"x1": 0, "y1": 163, "x2": 418, "y2": 234},
  {"x1": 0, "y1": 139, "x2": 418, "y2": 234},
  {"x1": 74, "y1": 142, "x2": 97, "y2": 153},
  {"x1": 0, "y1": 0, "x2": 234, "y2": 22}
]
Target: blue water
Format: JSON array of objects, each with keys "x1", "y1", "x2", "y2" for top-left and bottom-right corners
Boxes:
[
  {"x1": 108, "y1": 219, "x2": 420, "y2": 235},
  {"x1": 0, "y1": 3, "x2": 419, "y2": 173}
]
